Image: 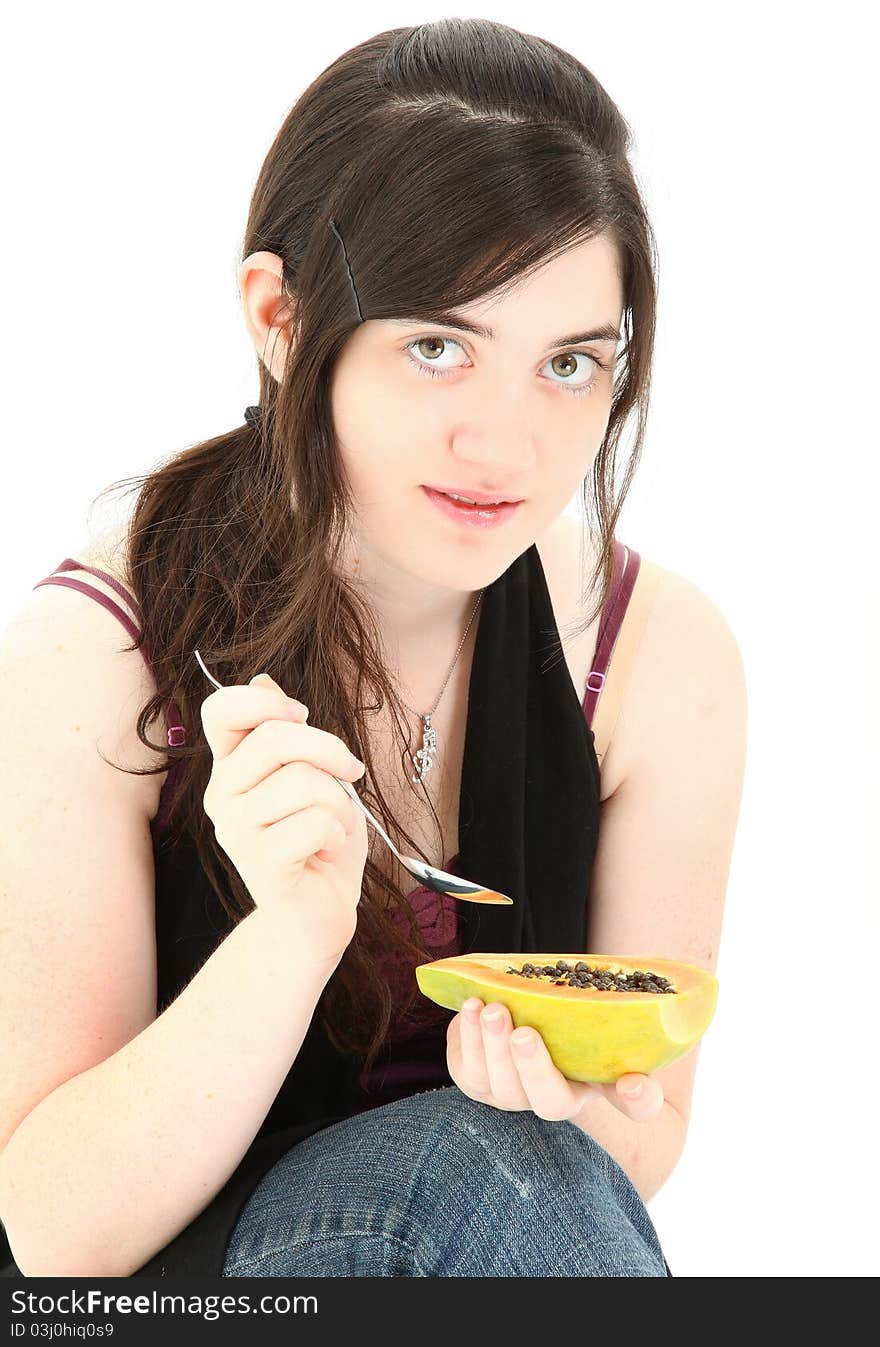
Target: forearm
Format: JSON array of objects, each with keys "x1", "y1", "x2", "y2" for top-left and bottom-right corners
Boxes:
[
  {"x1": 569, "y1": 1094, "x2": 687, "y2": 1204},
  {"x1": 0, "y1": 905, "x2": 338, "y2": 1278}
]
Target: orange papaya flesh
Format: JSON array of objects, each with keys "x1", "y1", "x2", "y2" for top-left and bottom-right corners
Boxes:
[{"x1": 415, "y1": 952, "x2": 718, "y2": 1083}]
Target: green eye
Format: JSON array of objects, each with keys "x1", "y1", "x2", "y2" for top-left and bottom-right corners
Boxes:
[{"x1": 404, "y1": 335, "x2": 609, "y2": 399}]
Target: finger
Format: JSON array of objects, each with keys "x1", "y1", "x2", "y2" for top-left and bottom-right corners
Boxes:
[
  {"x1": 508, "y1": 1026, "x2": 593, "y2": 1122},
  {"x1": 200, "y1": 682, "x2": 309, "y2": 760},
  {"x1": 601, "y1": 1073, "x2": 666, "y2": 1122},
  {"x1": 219, "y1": 719, "x2": 365, "y2": 797},
  {"x1": 249, "y1": 672, "x2": 309, "y2": 711},
  {"x1": 456, "y1": 999, "x2": 493, "y2": 1099},
  {"x1": 479, "y1": 1004, "x2": 530, "y2": 1110},
  {"x1": 234, "y1": 759, "x2": 358, "y2": 835}
]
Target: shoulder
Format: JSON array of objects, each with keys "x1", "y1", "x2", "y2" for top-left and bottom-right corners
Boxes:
[
  {"x1": 644, "y1": 560, "x2": 747, "y2": 701},
  {"x1": 545, "y1": 511, "x2": 737, "y2": 656},
  {"x1": 613, "y1": 553, "x2": 748, "y2": 792},
  {"x1": 77, "y1": 522, "x2": 136, "y2": 595},
  {"x1": 543, "y1": 516, "x2": 747, "y2": 795},
  {"x1": 29, "y1": 522, "x2": 170, "y2": 815},
  {"x1": 44, "y1": 522, "x2": 141, "y2": 630}
]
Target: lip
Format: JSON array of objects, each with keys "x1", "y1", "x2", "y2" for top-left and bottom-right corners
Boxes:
[
  {"x1": 423, "y1": 484, "x2": 525, "y2": 505},
  {"x1": 421, "y1": 485, "x2": 523, "y2": 530}
]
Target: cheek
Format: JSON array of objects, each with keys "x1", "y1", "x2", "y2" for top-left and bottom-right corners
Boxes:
[
  {"x1": 335, "y1": 435, "x2": 415, "y2": 508},
  {"x1": 333, "y1": 371, "x2": 416, "y2": 467},
  {"x1": 560, "y1": 436, "x2": 602, "y2": 482}
]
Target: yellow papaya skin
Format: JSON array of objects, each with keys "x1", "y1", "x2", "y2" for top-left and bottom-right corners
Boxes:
[{"x1": 415, "y1": 953, "x2": 718, "y2": 1084}]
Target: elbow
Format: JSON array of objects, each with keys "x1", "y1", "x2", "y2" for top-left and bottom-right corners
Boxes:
[
  {"x1": 4, "y1": 1234, "x2": 119, "y2": 1280},
  {"x1": 0, "y1": 1164, "x2": 113, "y2": 1280},
  {"x1": 0, "y1": 1216, "x2": 87, "y2": 1279},
  {"x1": 653, "y1": 1103, "x2": 689, "y2": 1198},
  {"x1": 632, "y1": 1102, "x2": 689, "y2": 1205},
  {"x1": 0, "y1": 1159, "x2": 28, "y2": 1276}
]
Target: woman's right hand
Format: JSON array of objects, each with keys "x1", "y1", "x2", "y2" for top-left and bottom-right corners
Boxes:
[{"x1": 200, "y1": 672, "x2": 369, "y2": 965}]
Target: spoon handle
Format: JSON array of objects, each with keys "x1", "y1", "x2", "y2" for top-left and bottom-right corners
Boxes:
[{"x1": 333, "y1": 776, "x2": 404, "y2": 862}]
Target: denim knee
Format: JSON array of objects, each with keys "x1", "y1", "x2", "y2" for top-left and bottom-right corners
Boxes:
[
  {"x1": 223, "y1": 1087, "x2": 668, "y2": 1277},
  {"x1": 406, "y1": 1089, "x2": 667, "y2": 1276}
]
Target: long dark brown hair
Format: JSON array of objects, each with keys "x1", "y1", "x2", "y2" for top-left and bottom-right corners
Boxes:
[{"x1": 94, "y1": 18, "x2": 658, "y2": 1084}]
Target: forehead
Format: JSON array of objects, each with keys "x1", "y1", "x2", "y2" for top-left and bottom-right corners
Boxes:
[
  {"x1": 493, "y1": 234, "x2": 622, "y2": 310},
  {"x1": 378, "y1": 233, "x2": 623, "y2": 344}
]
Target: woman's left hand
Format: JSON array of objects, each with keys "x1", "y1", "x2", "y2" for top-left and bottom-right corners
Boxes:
[{"x1": 446, "y1": 998, "x2": 665, "y2": 1123}]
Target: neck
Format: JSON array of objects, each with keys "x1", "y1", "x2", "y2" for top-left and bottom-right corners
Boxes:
[{"x1": 339, "y1": 541, "x2": 483, "y2": 690}]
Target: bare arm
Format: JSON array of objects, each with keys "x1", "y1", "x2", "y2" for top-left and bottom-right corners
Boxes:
[
  {"x1": 585, "y1": 565, "x2": 748, "y2": 1152},
  {"x1": 569, "y1": 1095, "x2": 687, "y2": 1204},
  {"x1": 0, "y1": 905, "x2": 337, "y2": 1279}
]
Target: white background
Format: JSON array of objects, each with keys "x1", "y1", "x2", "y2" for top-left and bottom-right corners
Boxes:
[{"x1": 2, "y1": 1, "x2": 877, "y2": 1277}]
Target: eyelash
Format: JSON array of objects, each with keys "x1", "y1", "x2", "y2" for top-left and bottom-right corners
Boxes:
[{"x1": 403, "y1": 335, "x2": 614, "y2": 398}]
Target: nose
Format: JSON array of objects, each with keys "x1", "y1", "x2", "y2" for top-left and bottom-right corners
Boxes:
[{"x1": 450, "y1": 422, "x2": 537, "y2": 480}]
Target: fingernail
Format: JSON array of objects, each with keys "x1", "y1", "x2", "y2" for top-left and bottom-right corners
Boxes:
[
  {"x1": 620, "y1": 1078, "x2": 644, "y2": 1098},
  {"x1": 463, "y1": 999, "x2": 480, "y2": 1017},
  {"x1": 349, "y1": 756, "x2": 366, "y2": 776},
  {"x1": 511, "y1": 1032, "x2": 536, "y2": 1056}
]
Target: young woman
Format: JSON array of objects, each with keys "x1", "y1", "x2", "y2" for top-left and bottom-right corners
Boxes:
[{"x1": 0, "y1": 18, "x2": 746, "y2": 1279}]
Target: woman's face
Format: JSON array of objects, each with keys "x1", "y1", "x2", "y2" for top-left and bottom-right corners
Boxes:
[{"x1": 329, "y1": 232, "x2": 624, "y2": 597}]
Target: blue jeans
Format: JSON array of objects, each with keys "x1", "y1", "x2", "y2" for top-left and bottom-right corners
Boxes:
[{"x1": 222, "y1": 1086, "x2": 670, "y2": 1277}]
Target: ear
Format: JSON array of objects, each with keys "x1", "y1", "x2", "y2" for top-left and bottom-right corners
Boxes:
[{"x1": 238, "y1": 251, "x2": 296, "y2": 382}]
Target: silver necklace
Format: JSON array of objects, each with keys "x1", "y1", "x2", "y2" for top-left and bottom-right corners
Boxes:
[{"x1": 397, "y1": 589, "x2": 485, "y2": 785}]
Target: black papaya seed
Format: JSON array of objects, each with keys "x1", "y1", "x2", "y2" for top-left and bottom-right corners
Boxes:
[{"x1": 499, "y1": 960, "x2": 677, "y2": 992}]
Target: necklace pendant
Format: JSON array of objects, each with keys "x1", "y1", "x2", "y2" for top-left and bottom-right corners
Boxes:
[{"x1": 411, "y1": 714, "x2": 438, "y2": 785}]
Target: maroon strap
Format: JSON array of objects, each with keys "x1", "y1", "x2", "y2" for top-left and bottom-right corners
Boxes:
[
  {"x1": 581, "y1": 539, "x2": 641, "y2": 728},
  {"x1": 32, "y1": 560, "x2": 186, "y2": 748}
]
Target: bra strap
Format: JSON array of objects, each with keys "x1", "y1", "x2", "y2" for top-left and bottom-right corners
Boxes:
[{"x1": 591, "y1": 556, "x2": 663, "y2": 768}]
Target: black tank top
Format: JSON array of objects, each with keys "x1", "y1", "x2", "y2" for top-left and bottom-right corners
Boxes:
[{"x1": 1, "y1": 538, "x2": 657, "y2": 1279}]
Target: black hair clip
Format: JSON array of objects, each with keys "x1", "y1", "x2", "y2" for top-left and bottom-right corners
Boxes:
[{"x1": 244, "y1": 405, "x2": 263, "y2": 428}]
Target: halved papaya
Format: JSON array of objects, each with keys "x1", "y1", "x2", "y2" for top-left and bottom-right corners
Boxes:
[{"x1": 415, "y1": 952, "x2": 718, "y2": 1083}]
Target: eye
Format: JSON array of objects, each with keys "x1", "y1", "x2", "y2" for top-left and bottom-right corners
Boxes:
[
  {"x1": 403, "y1": 334, "x2": 610, "y2": 399},
  {"x1": 542, "y1": 351, "x2": 604, "y2": 396},
  {"x1": 405, "y1": 335, "x2": 467, "y2": 373}
]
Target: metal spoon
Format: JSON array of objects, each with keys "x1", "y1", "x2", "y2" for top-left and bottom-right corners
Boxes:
[{"x1": 194, "y1": 650, "x2": 512, "y2": 906}]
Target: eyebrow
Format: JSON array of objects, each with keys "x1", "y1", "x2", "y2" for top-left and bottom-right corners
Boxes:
[{"x1": 387, "y1": 310, "x2": 622, "y2": 349}]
